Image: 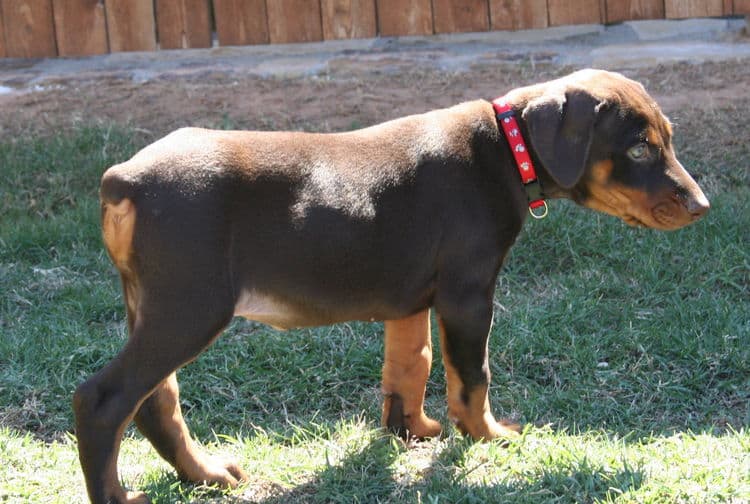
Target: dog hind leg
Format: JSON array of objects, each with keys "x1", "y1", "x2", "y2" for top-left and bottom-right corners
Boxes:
[
  {"x1": 134, "y1": 372, "x2": 247, "y2": 487},
  {"x1": 73, "y1": 282, "x2": 235, "y2": 504}
]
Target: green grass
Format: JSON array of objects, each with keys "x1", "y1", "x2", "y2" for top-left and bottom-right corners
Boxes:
[{"x1": 0, "y1": 116, "x2": 748, "y2": 503}]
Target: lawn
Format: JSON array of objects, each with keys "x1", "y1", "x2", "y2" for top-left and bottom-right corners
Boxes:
[{"x1": 0, "y1": 102, "x2": 748, "y2": 502}]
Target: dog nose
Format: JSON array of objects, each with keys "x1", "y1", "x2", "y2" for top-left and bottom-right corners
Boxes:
[{"x1": 686, "y1": 193, "x2": 710, "y2": 220}]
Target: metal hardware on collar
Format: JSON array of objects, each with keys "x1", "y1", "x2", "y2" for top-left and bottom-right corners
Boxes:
[
  {"x1": 491, "y1": 97, "x2": 548, "y2": 219},
  {"x1": 529, "y1": 201, "x2": 548, "y2": 219}
]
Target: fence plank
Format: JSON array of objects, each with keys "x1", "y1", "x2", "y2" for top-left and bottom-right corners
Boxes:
[
  {"x1": 548, "y1": 0, "x2": 602, "y2": 25},
  {"x1": 722, "y1": 0, "x2": 733, "y2": 14},
  {"x1": 489, "y1": 0, "x2": 547, "y2": 30},
  {"x1": 321, "y1": 0, "x2": 376, "y2": 39},
  {"x1": 213, "y1": 0, "x2": 268, "y2": 46},
  {"x1": 52, "y1": 0, "x2": 107, "y2": 56},
  {"x1": 377, "y1": 0, "x2": 433, "y2": 36},
  {"x1": 606, "y1": 0, "x2": 664, "y2": 22},
  {"x1": 105, "y1": 0, "x2": 156, "y2": 52},
  {"x1": 156, "y1": 0, "x2": 211, "y2": 49},
  {"x1": 433, "y1": 0, "x2": 489, "y2": 33},
  {"x1": 0, "y1": 5, "x2": 6, "y2": 57},
  {"x1": 266, "y1": 0, "x2": 323, "y2": 43},
  {"x1": 1, "y1": 0, "x2": 57, "y2": 58},
  {"x1": 665, "y1": 0, "x2": 723, "y2": 18},
  {"x1": 736, "y1": 0, "x2": 750, "y2": 13}
]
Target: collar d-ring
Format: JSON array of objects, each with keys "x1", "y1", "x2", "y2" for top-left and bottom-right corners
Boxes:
[{"x1": 529, "y1": 200, "x2": 549, "y2": 219}]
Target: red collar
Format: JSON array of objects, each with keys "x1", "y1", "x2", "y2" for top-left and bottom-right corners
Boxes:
[{"x1": 491, "y1": 98, "x2": 548, "y2": 218}]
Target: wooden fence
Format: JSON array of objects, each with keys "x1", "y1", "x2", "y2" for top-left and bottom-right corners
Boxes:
[{"x1": 1, "y1": 0, "x2": 748, "y2": 59}]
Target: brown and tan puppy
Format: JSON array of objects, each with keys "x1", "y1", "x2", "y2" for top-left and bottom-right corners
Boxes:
[{"x1": 74, "y1": 69, "x2": 709, "y2": 503}]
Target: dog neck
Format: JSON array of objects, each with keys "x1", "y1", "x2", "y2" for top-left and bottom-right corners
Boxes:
[{"x1": 489, "y1": 92, "x2": 573, "y2": 202}]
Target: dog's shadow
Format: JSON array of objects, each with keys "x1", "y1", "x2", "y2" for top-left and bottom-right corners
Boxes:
[
  {"x1": 255, "y1": 434, "x2": 644, "y2": 503},
  {"x1": 139, "y1": 428, "x2": 644, "y2": 503}
]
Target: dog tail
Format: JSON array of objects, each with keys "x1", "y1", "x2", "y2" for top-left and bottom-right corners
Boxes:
[{"x1": 100, "y1": 164, "x2": 138, "y2": 272}]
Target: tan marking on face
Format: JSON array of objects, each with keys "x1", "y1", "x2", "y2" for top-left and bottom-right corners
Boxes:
[
  {"x1": 584, "y1": 160, "x2": 631, "y2": 218},
  {"x1": 584, "y1": 159, "x2": 657, "y2": 227},
  {"x1": 591, "y1": 158, "x2": 614, "y2": 185},
  {"x1": 381, "y1": 308, "x2": 442, "y2": 439},
  {"x1": 437, "y1": 318, "x2": 520, "y2": 441},
  {"x1": 102, "y1": 198, "x2": 136, "y2": 272},
  {"x1": 584, "y1": 157, "x2": 707, "y2": 230}
]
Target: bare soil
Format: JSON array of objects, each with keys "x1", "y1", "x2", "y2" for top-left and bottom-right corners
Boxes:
[{"x1": 1, "y1": 56, "x2": 748, "y2": 140}]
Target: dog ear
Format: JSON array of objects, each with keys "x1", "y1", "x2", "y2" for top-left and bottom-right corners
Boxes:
[{"x1": 522, "y1": 88, "x2": 602, "y2": 189}]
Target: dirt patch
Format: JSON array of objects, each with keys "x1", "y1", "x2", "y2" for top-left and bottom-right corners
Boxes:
[{"x1": 0, "y1": 57, "x2": 748, "y2": 140}]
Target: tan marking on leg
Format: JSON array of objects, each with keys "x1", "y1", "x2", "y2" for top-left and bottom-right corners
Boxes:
[
  {"x1": 381, "y1": 308, "x2": 442, "y2": 439},
  {"x1": 102, "y1": 198, "x2": 136, "y2": 272},
  {"x1": 437, "y1": 317, "x2": 519, "y2": 441}
]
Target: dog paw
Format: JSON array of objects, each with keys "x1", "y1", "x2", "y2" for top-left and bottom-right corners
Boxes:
[
  {"x1": 453, "y1": 412, "x2": 521, "y2": 443},
  {"x1": 383, "y1": 393, "x2": 442, "y2": 440},
  {"x1": 122, "y1": 490, "x2": 151, "y2": 504},
  {"x1": 179, "y1": 455, "x2": 248, "y2": 488}
]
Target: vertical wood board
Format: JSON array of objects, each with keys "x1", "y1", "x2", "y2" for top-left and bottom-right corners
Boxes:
[
  {"x1": 266, "y1": 0, "x2": 323, "y2": 43},
  {"x1": 548, "y1": 0, "x2": 602, "y2": 25},
  {"x1": 1, "y1": 0, "x2": 57, "y2": 58},
  {"x1": 105, "y1": 0, "x2": 156, "y2": 52},
  {"x1": 0, "y1": 4, "x2": 6, "y2": 57},
  {"x1": 213, "y1": 0, "x2": 269, "y2": 46},
  {"x1": 321, "y1": 0, "x2": 376, "y2": 39},
  {"x1": 605, "y1": 0, "x2": 664, "y2": 22},
  {"x1": 377, "y1": 0, "x2": 433, "y2": 36},
  {"x1": 489, "y1": 0, "x2": 548, "y2": 30},
  {"x1": 432, "y1": 0, "x2": 489, "y2": 33},
  {"x1": 156, "y1": 0, "x2": 211, "y2": 49},
  {"x1": 735, "y1": 0, "x2": 750, "y2": 13},
  {"x1": 665, "y1": 0, "x2": 723, "y2": 18},
  {"x1": 52, "y1": 0, "x2": 107, "y2": 56}
]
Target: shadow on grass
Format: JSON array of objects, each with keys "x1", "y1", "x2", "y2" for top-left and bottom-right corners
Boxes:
[
  {"x1": 259, "y1": 436, "x2": 643, "y2": 503},
  {"x1": 139, "y1": 431, "x2": 644, "y2": 503}
]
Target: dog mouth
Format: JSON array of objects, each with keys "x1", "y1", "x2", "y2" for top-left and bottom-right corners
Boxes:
[{"x1": 622, "y1": 214, "x2": 649, "y2": 228}]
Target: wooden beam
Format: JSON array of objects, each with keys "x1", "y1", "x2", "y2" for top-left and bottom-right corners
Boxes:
[
  {"x1": 213, "y1": 0, "x2": 269, "y2": 46},
  {"x1": 433, "y1": 0, "x2": 489, "y2": 34},
  {"x1": 376, "y1": 0, "x2": 433, "y2": 36},
  {"x1": 548, "y1": 0, "x2": 603, "y2": 25},
  {"x1": 1, "y1": 0, "x2": 57, "y2": 58},
  {"x1": 606, "y1": 0, "x2": 664, "y2": 23},
  {"x1": 266, "y1": 0, "x2": 323, "y2": 43},
  {"x1": 0, "y1": 3, "x2": 6, "y2": 57},
  {"x1": 104, "y1": 0, "x2": 157, "y2": 52},
  {"x1": 665, "y1": 0, "x2": 723, "y2": 18},
  {"x1": 736, "y1": 0, "x2": 750, "y2": 13},
  {"x1": 52, "y1": 0, "x2": 108, "y2": 56},
  {"x1": 489, "y1": 0, "x2": 548, "y2": 30},
  {"x1": 156, "y1": 0, "x2": 211, "y2": 49},
  {"x1": 321, "y1": 0, "x2": 377, "y2": 40}
]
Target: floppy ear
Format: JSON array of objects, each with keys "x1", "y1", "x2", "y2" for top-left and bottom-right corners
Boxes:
[{"x1": 522, "y1": 88, "x2": 602, "y2": 189}]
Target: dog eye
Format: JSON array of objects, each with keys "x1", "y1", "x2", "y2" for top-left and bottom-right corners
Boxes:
[{"x1": 627, "y1": 143, "x2": 649, "y2": 161}]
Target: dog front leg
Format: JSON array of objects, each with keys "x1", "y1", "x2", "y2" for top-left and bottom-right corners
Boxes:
[{"x1": 436, "y1": 299, "x2": 520, "y2": 441}]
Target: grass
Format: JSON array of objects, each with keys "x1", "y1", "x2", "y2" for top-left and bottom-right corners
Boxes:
[{"x1": 0, "y1": 110, "x2": 748, "y2": 503}]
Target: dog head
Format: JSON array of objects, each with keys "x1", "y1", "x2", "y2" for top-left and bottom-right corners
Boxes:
[{"x1": 511, "y1": 69, "x2": 709, "y2": 230}]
